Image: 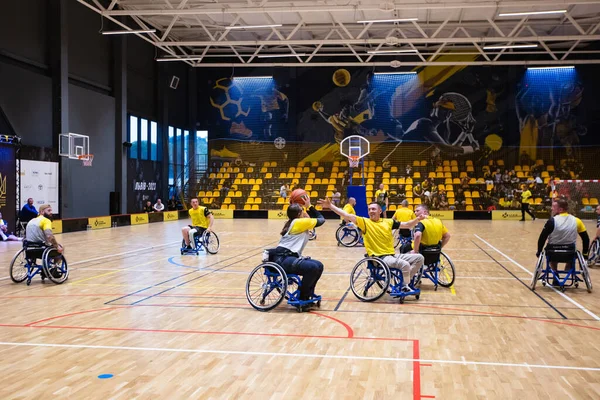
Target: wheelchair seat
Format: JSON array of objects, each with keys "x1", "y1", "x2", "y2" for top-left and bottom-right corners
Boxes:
[
  {"x1": 545, "y1": 243, "x2": 577, "y2": 264},
  {"x1": 420, "y1": 244, "x2": 442, "y2": 266}
]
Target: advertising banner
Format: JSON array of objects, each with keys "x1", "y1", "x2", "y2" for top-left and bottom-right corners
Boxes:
[
  {"x1": 163, "y1": 211, "x2": 178, "y2": 221},
  {"x1": 268, "y1": 210, "x2": 288, "y2": 219},
  {"x1": 0, "y1": 145, "x2": 16, "y2": 229},
  {"x1": 429, "y1": 210, "x2": 454, "y2": 220},
  {"x1": 211, "y1": 209, "x2": 233, "y2": 219},
  {"x1": 88, "y1": 216, "x2": 111, "y2": 230},
  {"x1": 492, "y1": 210, "x2": 523, "y2": 220},
  {"x1": 20, "y1": 160, "x2": 59, "y2": 210},
  {"x1": 130, "y1": 213, "x2": 149, "y2": 225}
]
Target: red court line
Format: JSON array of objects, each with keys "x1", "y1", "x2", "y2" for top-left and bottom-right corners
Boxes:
[
  {"x1": 25, "y1": 307, "x2": 129, "y2": 327},
  {"x1": 309, "y1": 311, "x2": 354, "y2": 338},
  {"x1": 413, "y1": 340, "x2": 421, "y2": 400},
  {"x1": 408, "y1": 304, "x2": 600, "y2": 332}
]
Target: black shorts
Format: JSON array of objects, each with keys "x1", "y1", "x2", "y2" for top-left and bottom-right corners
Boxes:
[{"x1": 188, "y1": 226, "x2": 207, "y2": 238}]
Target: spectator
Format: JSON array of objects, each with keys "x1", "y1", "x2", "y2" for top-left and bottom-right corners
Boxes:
[
  {"x1": 413, "y1": 184, "x2": 423, "y2": 199},
  {"x1": 405, "y1": 164, "x2": 412, "y2": 177},
  {"x1": 280, "y1": 183, "x2": 289, "y2": 199},
  {"x1": 143, "y1": 201, "x2": 153, "y2": 213},
  {"x1": 502, "y1": 170, "x2": 510, "y2": 184},
  {"x1": 332, "y1": 188, "x2": 341, "y2": 206},
  {"x1": 494, "y1": 168, "x2": 502, "y2": 183},
  {"x1": 221, "y1": 181, "x2": 230, "y2": 196},
  {"x1": 0, "y1": 212, "x2": 20, "y2": 241},
  {"x1": 439, "y1": 195, "x2": 449, "y2": 210},
  {"x1": 153, "y1": 199, "x2": 165, "y2": 212},
  {"x1": 520, "y1": 151, "x2": 531, "y2": 166},
  {"x1": 20, "y1": 198, "x2": 38, "y2": 222},
  {"x1": 455, "y1": 188, "x2": 466, "y2": 209},
  {"x1": 461, "y1": 176, "x2": 470, "y2": 190},
  {"x1": 167, "y1": 196, "x2": 178, "y2": 211}
]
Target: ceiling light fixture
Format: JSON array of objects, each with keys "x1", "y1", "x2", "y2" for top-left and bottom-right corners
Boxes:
[
  {"x1": 357, "y1": 18, "x2": 418, "y2": 23},
  {"x1": 102, "y1": 29, "x2": 156, "y2": 35},
  {"x1": 498, "y1": 10, "x2": 567, "y2": 17},
  {"x1": 225, "y1": 24, "x2": 282, "y2": 30},
  {"x1": 483, "y1": 44, "x2": 538, "y2": 50}
]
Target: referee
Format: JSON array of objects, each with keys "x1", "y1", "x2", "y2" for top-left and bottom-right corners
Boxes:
[{"x1": 519, "y1": 184, "x2": 536, "y2": 221}]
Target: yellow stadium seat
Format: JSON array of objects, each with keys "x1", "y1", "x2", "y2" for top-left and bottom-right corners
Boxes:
[
  {"x1": 443, "y1": 160, "x2": 450, "y2": 166},
  {"x1": 448, "y1": 197, "x2": 454, "y2": 204},
  {"x1": 398, "y1": 178, "x2": 405, "y2": 184},
  {"x1": 464, "y1": 191, "x2": 472, "y2": 198},
  {"x1": 327, "y1": 185, "x2": 335, "y2": 191},
  {"x1": 515, "y1": 165, "x2": 522, "y2": 172},
  {"x1": 445, "y1": 184, "x2": 453, "y2": 191},
  {"x1": 317, "y1": 167, "x2": 325, "y2": 173},
  {"x1": 244, "y1": 204, "x2": 251, "y2": 210},
  {"x1": 322, "y1": 178, "x2": 329, "y2": 184},
  {"x1": 221, "y1": 204, "x2": 228, "y2": 210},
  {"x1": 453, "y1": 178, "x2": 461, "y2": 184},
  {"x1": 582, "y1": 198, "x2": 590, "y2": 205},
  {"x1": 330, "y1": 179, "x2": 336, "y2": 185},
  {"x1": 391, "y1": 166, "x2": 398, "y2": 173},
  {"x1": 436, "y1": 172, "x2": 444, "y2": 178},
  {"x1": 438, "y1": 184, "x2": 445, "y2": 191},
  {"x1": 451, "y1": 166, "x2": 458, "y2": 173},
  {"x1": 311, "y1": 162, "x2": 319, "y2": 167},
  {"x1": 497, "y1": 160, "x2": 504, "y2": 167},
  {"x1": 366, "y1": 178, "x2": 375, "y2": 185},
  {"x1": 443, "y1": 166, "x2": 451, "y2": 172},
  {"x1": 536, "y1": 159, "x2": 544, "y2": 166},
  {"x1": 247, "y1": 167, "x2": 254, "y2": 173},
  {"x1": 263, "y1": 162, "x2": 270, "y2": 167},
  {"x1": 308, "y1": 173, "x2": 316, "y2": 179},
  {"x1": 209, "y1": 173, "x2": 216, "y2": 179},
  {"x1": 368, "y1": 172, "x2": 375, "y2": 179},
  {"x1": 383, "y1": 172, "x2": 390, "y2": 178},
  {"x1": 332, "y1": 167, "x2": 339, "y2": 173},
  {"x1": 413, "y1": 172, "x2": 421, "y2": 179},
  {"x1": 236, "y1": 173, "x2": 243, "y2": 179},
  {"x1": 390, "y1": 178, "x2": 398, "y2": 185},
  {"x1": 213, "y1": 191, "x2": 219, "y2": 197},
  {"x1": 254, "y1": 198, "x2": 262, "y2": 204},
  {"x1": 517, "y1": 171, "x2": 525, "y2": 178},
  {"x1": 428, "y1": 172, "x2": 436, "y2": 178},
  {"x1": 522, "y1": 165, "x2": 530, "y2": 172},
  {"x1": 279, "y1": 173, "x2": 286, "y2": 179},
  {"x1": 389, "y1": 205, "x2": 397, "y2": 211},
  {"x1": 590, "y1": 198, "x2": 599, "y2": 206},
  {"x1": 265, "y1": 173, "x2": 272, "y2": 179},
  {"x1": 283, "y1": 204, "x2": 289, "y2": 211},
  {"x1": 236, "y1": 191, "x2": 242, "y2": 197},
  {"x1": 326, "y1": 191, "x2": 333, "y2": 197},
  {"x1": 420, "y1": 160, "x2": 427, "y2": 167},
  {"x1": 382, "y1": 179, "x2": 389, "y2": 185},
  {"x1": 289, "y1": 167, "x2": 296, "y2": 173},
  {"x1": 224, "y1": 198, "x2": 231, "y2": 204},
  {"x1": 367, "y1": 191, "x2": 374, "y2": 198},
  {"x1": 252, "y1": 204, "x2": 259, "y2": 210},
  {"x1": 277, "y1": 197, "x2": 284, "y2": 204},
  {"x1": 406, "y1": 192, "x2": 413, "y2": 198},
  {"x1": 414, "y1": 198, "x2": 422, "y2": 205},
  {"x1": 472, "y1": 191, "x2": 480, "y2": 198},
  {"x1": 252, "y1": 185, "x2": 260, "y2": 191},
  {"x1": 366, "y1": 185, "x2": 374, "y2": 191},
  {"x1": 447, "y1": 191, "x2": 455, "y2": 198},
  {"x1": 444, "y1": 172, "x2": 452, "y2": 178},
  {"x1": 199, "y1": 191, "x2": 205, "y2": 197},
  {"x1": 469, "y1": 178, "x2": 476, "y2": 184},
  {"x1": 228, "y1": 204, "x2": 236, "y2": 210},
  {"x1": 413, "y1": 160, "x2": 420, "y2": 167},
  {"x1": 445, "y1": 178, "x2": 453, "y2": 185},
  {"x1": 202, "y1": 198, "x2": 210, "y2": 204},
  {"x1": 405, "y1": 185, "x2": 413, "y2": 191},
  {"x1": 271, "y1": 162, "x2": 278, "y2": 167},
  {"x1": 436, "y1": 166, "x2": 443, "y2": 172},
  {"x1": 332, "y1": 161, "x2": 339, "y2": 167},
  {"x1": 376, "y1": 166, "x2": 383, "y2": 173},
  {"x1": 314, "y1": 178, "x2": 322, "y2": 184},
  {"x1": 451, "y1": 160, "x2": 458, "y2": 166},
  {"x1": 547, "y1": 165, "x2": 555, "y2": 172},
  {"x1": 466, "y1": 166, "x2": 474, "y2": 173},
  {"x1": 340, "y1": 161, "x2": 348, "y2": 167},
  {"x1": 406, "y1": 178, "x2": 413, "y2": 184},
  {"x1": 459, "y1": 172, "x2": 468, "y2": 178},
  {"x1": 534, "y1": 198, "x2": 542, "y2": 204},
  {"x1": 541, "y1": 171, "x2": 549, "y2": 178},
  {"x1": 310, "y1": 191, "x2": 318, "y2": 198},
  {"x1": 260, "y1": 167, "x2": 268, "y2": 173},
  {"x1": 466, "y1": 198, "x2": 473, "y2": 205},
  {"x1": 353, "y1": 172, "x2": 361, "y2": 179},
  {"x1": 466, "y1": 205, "x2": 474, "y2": 211},
  {"x1": 465, "y1": 160, "x2": 473, "y2": 166},
  {"x1": 247, "y1": 198, "x2": 254, "y2": 204}
]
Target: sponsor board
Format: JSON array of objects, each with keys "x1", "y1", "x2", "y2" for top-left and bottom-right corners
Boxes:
[
  {"x1": 88, "y1": 216, "x2": 111, "y2": 230},
  {"x1": 429, "y1": 210, "x2": 454, "y2": 220},
  {"x1": 268, "y1": 210, "x2": 288, "y2": 219},
  {"x1": 131, "y1": 213, "x2": 149, "y2": 225},
  {"x1": 163, "y1": 211, "x2": 179, "y2": 221},
  {"x1": 211, "y1": 209, "x2": 233, "y2": 219},
  {"x1": 52, "y1": 220, "x2": 63, "y2": 234},
  {"x1": 492, "y1": 210, "x2": 523, "y2": 220}
]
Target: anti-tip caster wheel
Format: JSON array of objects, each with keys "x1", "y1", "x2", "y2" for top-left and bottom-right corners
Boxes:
[{"x1": 296, "y1": 306, "x2": 303, "y2": 313}]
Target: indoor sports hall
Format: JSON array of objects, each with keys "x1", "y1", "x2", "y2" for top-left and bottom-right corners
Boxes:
[{"x1": 1, "y1": 0, "x2": 600, "y2": 398}]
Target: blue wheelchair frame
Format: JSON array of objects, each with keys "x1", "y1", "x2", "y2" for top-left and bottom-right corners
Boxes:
[
  {"x1": 350, "y1": 256, "x2": 420, "y2": 304},
  {"x1": 336, "y1": 223, "x2": 363, "y2": 247},
  {"x1": 531, "y1": 248, "x2": 592, "y2": 293},
  {"x1": 588, "y1": 238, "x2": 600, "y2": 267},
  {"x1": 415, "y1": 247, "x2": 456, "y2": 291},
  {"x1": 180, "y1": 230, "x2": 219, "y2": 255},
  {"x1": 10, "y1": 244, "x2": 69, "y2": 286},
  {"x1": 246, "y1": 262, "x2": 321, "y2": 312}
]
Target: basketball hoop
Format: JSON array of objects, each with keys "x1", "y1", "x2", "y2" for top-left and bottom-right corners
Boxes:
[
  {"x1": 348, "y1": 156, "x2": 360, "y2": 168},
  {"x1": 78, "y1": 154, "x2": 94, "y2": 167}
]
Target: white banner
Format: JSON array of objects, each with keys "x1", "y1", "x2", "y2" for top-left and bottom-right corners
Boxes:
[{"x1": 20, "y1": 160, "x2": 59, "y2": 209}]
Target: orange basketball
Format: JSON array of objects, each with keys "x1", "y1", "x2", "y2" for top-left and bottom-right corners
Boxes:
[{"x1": 289, "y1": 189, "x2": 309, "y2": 206}]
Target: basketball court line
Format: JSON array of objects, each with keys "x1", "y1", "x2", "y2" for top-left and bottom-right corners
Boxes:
[
  {"x1": 471, "y1": 240, "x2": 567, "y2": 319},
  {"x1": 474, "y1": 234, "x2": 600, "y2": 321},
  {"x1": 0, "y1": 341, "x2": 598, "y2": 373}
]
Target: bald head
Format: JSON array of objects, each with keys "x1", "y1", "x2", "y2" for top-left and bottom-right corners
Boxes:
[
  {"x1": 348, "y1": 197, "x2": 356, "y2": 206},
  {"x1": 401, "y1": 200, "x2": 409, "y2": 207}
]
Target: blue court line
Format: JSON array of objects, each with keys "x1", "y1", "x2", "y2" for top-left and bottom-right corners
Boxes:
[
  {"x1": 127, "y1": 241, "x2": 278, "y2": 306},
  {"x1": 104, "y1": 252, "x2": 260, "y2": 305},
  {"x1": 471, "y1": 240, "x2": 568, "y2": 320},
  {"x1": 334, "y1": 286, "x2": 352, "y2": 311}
]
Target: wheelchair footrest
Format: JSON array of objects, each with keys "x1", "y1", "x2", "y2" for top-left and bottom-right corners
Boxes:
[
  {"x1": 287, "y1": 295, "x2": 322, "y2": 307},
  {"x1": 389, "y1": 287, "x2": 420, "y2": 298}
]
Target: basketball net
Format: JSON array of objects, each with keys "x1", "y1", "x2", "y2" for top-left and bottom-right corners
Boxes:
[
  {"x1": 79, "y1": 154, "x2": 94, "y2": 167},
  {"x1": 348, "y1": 156, "x2": 359, "y2": 168}
]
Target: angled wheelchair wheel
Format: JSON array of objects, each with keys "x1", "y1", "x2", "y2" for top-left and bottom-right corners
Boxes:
[
  {"x1": 437, "y1": 252, "x2": 455, "y2": 288},
  {"x1": 393, "y1": 230, "x2": 401, "y2": 249},
  {"x1": 350, "y1": 257, "x2": 390, "y2": 302},
  {"x1": 203, "y1": 231, "x2": 220, "y2": 254},
  {"x1": 588, "y1": 239, "x2": 599, "y2": 267},
  {"x1": 246, "y1": 262, "x2": 287, "y2": 311},
  {"x1": 308, "y1": 229, "x2": 317, "y2": 241},
  {"x1": 9, "y1": 248, "x2": 28, "y2": 283},
  {"x1": 336, "y1": 225, "x2": 360, "y2": 247},
  {"x1": 42, "y1": 248, "x2": 68, "y2": 284},
  {"x1": 531, "y1": 252, "x2": 545, "y2": 291},
  {"x1": 577, "y1": 252, "x2": 593, "y2": 293}
]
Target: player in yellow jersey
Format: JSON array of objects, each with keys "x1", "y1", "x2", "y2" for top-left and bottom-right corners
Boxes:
[
  {"x1": 412, "y1": 204, "x2": 451, "y2": 254},
  {"x1": 181, "y1": 198, "x2": 214, "y2": 249},
  {"x1": 340, "y1": 197, "x2": 356, "y2": 225},
  {"x1": 518, "y1": 184, "x2": 536, "y2": 221},
  {"x1": 393, "y1": 200, "x2": 415, "y2": 251},
  {"x1": 320, "y1": 198, "x2": 424, "y2": 293}
]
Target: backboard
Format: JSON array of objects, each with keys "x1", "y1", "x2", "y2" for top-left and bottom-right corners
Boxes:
[{"x1": 59, "y1": 133, "x2": 90, "y2": 160}]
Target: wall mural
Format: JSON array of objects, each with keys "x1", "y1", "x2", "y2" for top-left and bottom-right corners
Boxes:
[{"x1": 206, "y1": 64, "x2": 597, "y2": 163}]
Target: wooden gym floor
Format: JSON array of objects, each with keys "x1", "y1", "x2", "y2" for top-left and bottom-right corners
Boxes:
[{"x1": 0, "y1": 218, "x2": 599, "y2": 399}]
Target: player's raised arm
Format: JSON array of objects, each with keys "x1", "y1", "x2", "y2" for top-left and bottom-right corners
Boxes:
[{"x1": 318, "y1": 198, "x2": 358, "y2": 224}]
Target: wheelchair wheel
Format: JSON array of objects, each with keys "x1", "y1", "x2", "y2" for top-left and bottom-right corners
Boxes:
[
  {"x1": 436, "y1": 252, "x2": 455, "y2": 288},
  {"x1": 531, "y1": 252, "x2": 544, "y2": 291},
  {"x1": 578, "y1": 252, "x2": 593, "y2": 293},
  {"x1": 336, "y1": 225, "x2": 360, "y2": 247},
  {"x1": 42, "y1": 248, "x2": 68, "y2": 284},
  {"x1": 588, "y1": 239, "x2": 599, "y2": 267},
  {"x1": 246, "y1": 262, "x2": 287, "y2": 311},
  {"x1": 9, "y1": 248, "x2": 28, "y2": 283},
  {"x1": 203, "y1": 231, "x2": 220, "y2": 254},
  {"x1": 393, "y1": 230, "x2": 401, "y2": 249},
  {"x1": 308, "y1": 230, "x2": 317, "y2": 241},
  {"x1": 350, "y1": 257, "x2": 390, "y2": 302}
]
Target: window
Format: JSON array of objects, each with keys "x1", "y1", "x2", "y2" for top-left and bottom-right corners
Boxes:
[
  {"x1": 168, "y1": 126, "x2": 175, "y2": 185},
  {"x1": 184, "y1": 130, "x2": 189, "y2": 183},
  {"x1": 196, "y1": 130, "x2": 208, "y2": 172},
  {"x1": 140, "y1": 118, "x2": 148, "y2": 160},
  {"x1": 150, "y1": 121, "x2": 158, "y2": 161},
  {"x1": 176, "y1": 128, "x2": 182, "y2": 187},
  {"x1": 129, "y1": 116, "x2": 138, "y2": 158}
]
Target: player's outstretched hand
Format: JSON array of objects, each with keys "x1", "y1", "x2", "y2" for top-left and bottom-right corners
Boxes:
[{"x1": 317, "y1": 198, "x2": 332, "y2": 209}]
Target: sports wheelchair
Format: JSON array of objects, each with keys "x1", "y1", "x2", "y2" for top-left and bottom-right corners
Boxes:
[
  {"x1": 394, "y1": 230, "x2": 413, "y2": 250},
  {"x1": 246, "y1": 258, "x2": 322, "y2": 312},
  {"x1": 531, "y1": 245, "x2": 592, "y2": 293},
  {"x1": 308, "y1": 229, "x2": 317, "y2": 241},
  {"x1": 349, "y1": 255, "x2": 420, "y2": 304},
  {"x1": 180, "y1": 230, "x2": 220, "y2": 255},
  {"x1": 414, "y1": 245, "x2": 455, "y2": 291},
  {"x1": 9, "y1": 241, "x2": 68, "y2": 286},
  {"x1": 588, "y1": 238, "x2": 600, "y2": 267},
  {"x1": 336, "y1": 223, "x2": 363, "y2": 247}
]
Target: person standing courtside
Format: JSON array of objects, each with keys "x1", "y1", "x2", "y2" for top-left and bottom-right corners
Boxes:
[
  {"x1": 519, "y1": 184, "x2": 536, "y2": 221},
  {"x1": 181, "y1": 198, "x2": 214, "y2": 249},
  {"x1": 320, "y1": 198, "x2": 424, "y2": 293},
  {"x1": 374, "y1": 183, "x2": 389, "y2": 217}
]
